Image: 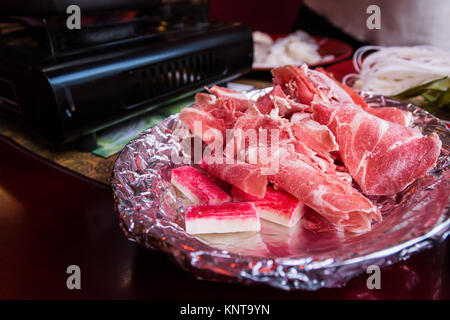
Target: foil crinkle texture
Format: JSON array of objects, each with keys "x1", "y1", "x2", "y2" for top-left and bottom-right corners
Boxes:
[{"x1": 112, "y1": 91, "x2": 450, "y2": 290}]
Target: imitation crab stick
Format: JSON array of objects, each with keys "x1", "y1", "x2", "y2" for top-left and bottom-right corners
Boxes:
[
  {"x1": 231, "y1": 185, "x2": 305, "y2": 227},
  {"x1": 185, "y1": 202, "x2": 261, "y2": 234},
  {"x1": 171, "y1": 166, "x2": 231, "y2": 205}
]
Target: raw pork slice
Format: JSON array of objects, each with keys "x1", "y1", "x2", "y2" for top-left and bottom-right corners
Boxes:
[
  {"x1": 224, "y1": 104, "x2": 294, "y2": 165},
  {"x1": 195, "y1": 92, "x2": 216, "y2": 105},
  {"x1": 315, "y1": 67, "x2": 368, "y2": 108},
  {"x1": 200, "y1": 155, "x2": 268, "y2": 197},
  {"x1": 171, "y1": 166, "x2": 231, "y2": 204},
  {"x1": 290, "y1": 112, "x2": 311, "y2": 123},
  {"x1": 204, "y1": 97, "x2": 245, "y2": 129},
  {"x1": 290, "y1": 112, "x2": 339, "y2": 153},
  {"x1": 185, "y1": 202, "x2": 261, "y2": 234},
  {"x1": 207, "y1": 85, "x2": 247, "y2": 100},
  {"x1": 231, "y1": 185, "x2": 305, "y2": 227},
  {"x1": 179, "y1": 92, "x2": 248, "y2": 145},
  {"x1": 179, "y1": 105, "x2": 225, "y2": 146},
  {"x1": 269, "y1": 148, "x2": 381, "y2": 232},
  {"x1": 316, "y1": 67, "x2": 413, "y2": 126},
  {"x1": 273, "y1": 65, "x2": 414, "y2": 126},
  {"x1": 206, "y1": 85, "x2": 252, "y2": 112},
  {"x1": 312, "y1": 102, "x2": 442, "y2": 195},
  {"x1": 289, "y1": 140, "x2": 336, "y2": 174},
  {"x1": 272, "y1": 65, "x2": 318, "y2": 105},
  {"x1": 272, "y1": 65, "x2": 354, "y2": 105},
  {"x1": 365, "y1": 106, "x2": 413, "y2": 127},
  {"x1": 269, "y1": 148, "x2": 381, "y2": 233},
  {"x1": 255, "y1": 86, "x2": 286, "y2": 114},
  {"x1": 256, "y1": 85, "x2": 308, "y2": 116}
]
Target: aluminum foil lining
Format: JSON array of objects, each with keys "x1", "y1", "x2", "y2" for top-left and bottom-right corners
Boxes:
[{"x1": 111, "y1": 90, "x2": 450, "y2": 291}]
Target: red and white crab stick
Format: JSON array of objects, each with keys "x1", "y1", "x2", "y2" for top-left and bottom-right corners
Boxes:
[
  {"x1": 171, "y1": 166, "x2": 231, "y2": 205},
  {"x1": 185, "y1": 202, "x2": 261, "y2": 234},
  {"x1": 231, "y1": 185, "x2": 305, "y2": 227}
]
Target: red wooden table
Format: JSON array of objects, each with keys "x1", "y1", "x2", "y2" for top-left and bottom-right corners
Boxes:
[{"x1": 0, "y1": 135, "x2": 449, "y2": 300}]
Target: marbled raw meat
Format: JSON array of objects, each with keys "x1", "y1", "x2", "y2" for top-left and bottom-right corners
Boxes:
[
  {"x1": 206, "y1": 85, "x2": 247, "y2": 100},
  {"x1": 312, "y1": 101, "x2": 442, "y2": 195},
  {"x1": 365, "y1": 106, "x2": 413, "y2": 127},
  {"x1": 316, "y1": 67, "x2": 413, "y2": 126},
  {"x1": 290, "y1": 112, "x2": 339, "y2": 153},
  {"x1": 180, "y1": 92, "x2": 248, "y2": 146},
  {"x1": 315, "y1": 67, "x2": 368, "y2": 108},
  {"x1": 195, "y1": 92, "x2": 216, "y2": 105},
  {"x1": 256, "y1": 85, "x2": 308, "y2": 116},
  {"x1": 224, "y1": 104, "x2": 294, "y2": 164},
  {"x1": 274, "y1": 65, "x2": 413, "y2": 126},
  {"x1": 269, "y1": 147, "x2": 381, "y2": 233},
  {"x1": 272, "y1": 65, "x2": 354, "y2": 105},
  {"x1": 288, "y1": 140, "x2": 336, "y2": 174},
  {"x1": 272, "y1": 65, "x2": 319, "y2": 105},
  {"x1": 206, "y1": 85, "x2": 252, "y2": 112},
  {"x1": 179, "y1": 105, "x2": 225, "y2": 146},
  {"x1": 203, "y1": 98, "x2": 245, "y2": 129}
]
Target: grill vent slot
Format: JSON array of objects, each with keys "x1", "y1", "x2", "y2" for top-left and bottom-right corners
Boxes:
[{"x1": 121, "y1": 50, "x2": 224, "y2": 109}]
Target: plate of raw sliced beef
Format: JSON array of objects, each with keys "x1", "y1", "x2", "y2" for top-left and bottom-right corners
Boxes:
[{"x1": 112, "y1": 64, "x2": 449, "y2": 290}]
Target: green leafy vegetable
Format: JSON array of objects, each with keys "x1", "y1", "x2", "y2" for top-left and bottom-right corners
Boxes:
[{"x1": 393, "y1": 77, "x2": 450, "y2": 119}]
